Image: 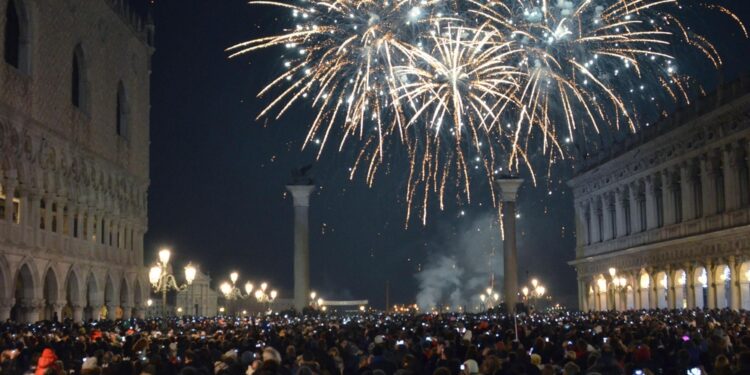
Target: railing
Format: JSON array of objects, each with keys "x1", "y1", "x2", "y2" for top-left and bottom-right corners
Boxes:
[
  {"x1": 580, "y1": 206, "x2": 750, "y2": 258},
  {"x1": 0, "y1": 220, "x2": 135, "y2": 265}
]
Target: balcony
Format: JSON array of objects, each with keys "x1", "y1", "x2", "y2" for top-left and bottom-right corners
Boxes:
[{"x1": 579, "y1": 206, "x2": 750, "y2": 258}]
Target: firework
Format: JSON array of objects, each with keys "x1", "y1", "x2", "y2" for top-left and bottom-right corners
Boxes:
[{"x1": 229, "y1": 0, "x2": 746, "y2": 224}]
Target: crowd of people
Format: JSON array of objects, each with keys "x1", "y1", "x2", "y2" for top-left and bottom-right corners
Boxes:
[{"x1": 1, "y1": 309, "x2": 750, "y2": 375}]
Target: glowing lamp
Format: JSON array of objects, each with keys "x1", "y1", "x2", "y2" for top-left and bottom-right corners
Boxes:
[
  {"x1": 220, "y1": 282, "x2": 232, "y2": 296},
  {"x1": 230, "y1": 272, "x2": 239, "y2": 284},
  {"x1": 317, "y1": 298, "x2": 324, "y2": 306},
  {"x1": 480, "y1": 294, "x2": 486, "y2": 302},
  {"x1": 522, "y1": 287, "x2": 529, "y2": 296},
  {"x1": 255, "y1": 290, "x2": 263, "y2": 300},
  {"x1": 184, "y1": 263, "x2": 197, "y2": 285},
  {"x1": 149, "y1": 266, "x2": 161, "y2": 285},
  {"x1": 310, "y1": 291, "x2": 317, "y2": 300},
  {"x1": 597, "y1": 277, "x2": 607, "y2": 291},
  {"x1": 147, "y1": 299, "x2": 153, "y2": 307},
  {"x1": 608, "y1": 267, "x2": 617, "y2": 278},
  {"x1": 531, "y1": 279, "x2": 538, "y2": 288},
  {"x1": 270, "y1": 290, "x2": 278, "y2": 300},
  {"x1": 158, "y1": 248, "x2": 171, "y2": 265},
  {"x1": 261, "y1": 282, "x2": 268, "y2": 292},
  {"x1": 493, "y1": 293, "x2": 499, "y2": 301},
  {"x1": 245, "y1": 282, "x2": 253, "y2": 295}
]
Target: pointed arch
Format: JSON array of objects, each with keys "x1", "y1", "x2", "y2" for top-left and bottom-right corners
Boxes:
[
  {"x1": 12, "y1": 262, "x2": 36, "y2": 322},
  {"x1": 42, "y1": 266, "x2": 59, "y2": 320},
  {"x1": 84, "y1": 271, "x2": 100, "y2": 321},
  {"x1": 64, "y1": 268, "x2": 81, "y2": 320},
  {"x1": 4, "y1": 0, "x2": 30, "y2": 73},
  {"x1": 71, "y1": 44, "x2": 89, "y2": 112}
]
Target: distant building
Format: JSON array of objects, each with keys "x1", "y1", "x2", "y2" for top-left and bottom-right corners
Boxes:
[
  {"x1": 0, "y1": 0, "x2": 154, "y2": 322},
  {"x1": 569, "y1": 76, "x2": 750, "y2": 311},
  {"x1": 176, "y1": 270, "x2": 218, "y2": 316}
]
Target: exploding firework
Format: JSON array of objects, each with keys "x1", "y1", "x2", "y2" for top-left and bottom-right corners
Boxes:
[{"x1": 229, "y1": 0, "x2": 746, "y2": 224}]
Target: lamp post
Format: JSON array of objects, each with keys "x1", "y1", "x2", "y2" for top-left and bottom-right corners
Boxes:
[
  {"x1": 219, "y1": 271, "x2": 254, "y2": 315},
  {"x1": 149, "y1": 248, "x2": 196, "y2": 317},
  {"x1": 479, "y1": 287, "x2": 500, "y2": 311},
  {"x1": 521, "y1": 278, "x2": 547, "y2": 311},
  {"x1": 253, "y1": 282, "x2": 278, "y2": 313}
]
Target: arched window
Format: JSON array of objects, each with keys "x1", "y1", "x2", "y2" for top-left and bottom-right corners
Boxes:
[
  {"x1": 116, "y1": 82, "x2": 128, "y2": 138},
  {"x1": 71, "y1": 45, "x2": 88, "y2": 111},
  {"x1": 4, "y1": 0, "x2": 29, "y2": 72}
]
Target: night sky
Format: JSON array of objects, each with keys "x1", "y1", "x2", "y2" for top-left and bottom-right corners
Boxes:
[{"x1": 139, "y1": 0, "x2": 750, "y2": 309}]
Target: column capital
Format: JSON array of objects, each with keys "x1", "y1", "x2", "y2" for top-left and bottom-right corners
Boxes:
[
  {"x1": 495, "y1": 178, "x2": 524, "y2": 203},
  {"x1": 286, "y1": 185, "x2": 316, "y2": 207}
]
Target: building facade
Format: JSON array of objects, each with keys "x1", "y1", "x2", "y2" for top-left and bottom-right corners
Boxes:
[
  {"x1": 176, "y1": 270, "x2": 218, "y2": 317},
  {"x1": 0, "y1": 0, "x2": 153, "y2": 322},
  {"x1": 569, "y1": 76, "x2": 750, "y2": 311}
]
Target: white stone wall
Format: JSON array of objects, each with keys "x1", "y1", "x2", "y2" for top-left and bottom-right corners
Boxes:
[
  {"x1": 0, "y1": 0, "x2": 152, "y2": 322},
  {"x1": 568, "y1": 79, "x2": 750, "y2": 311}
]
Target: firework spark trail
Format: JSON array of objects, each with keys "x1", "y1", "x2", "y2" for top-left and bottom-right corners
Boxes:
[{"x1": 228, "y1": 0, "x2": 747, "y2": 225}]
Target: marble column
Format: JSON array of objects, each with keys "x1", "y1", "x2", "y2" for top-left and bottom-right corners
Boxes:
[
  {"x1": 614, "y1": 189, "x2": 627, "y2": 237},
  {"x1": 700, "y1": 155, "x2": 718, "y2": 216},
  {"x1": 645, "y1": 176, "x2": 659, "y2": 229},
  {"x1": 666, "y1": 267, "x2": 676, "y2": 309},
  {"x1": 55, "y1": 199, "x2": 65, "y2": 234},
  {"x1": 496, "y1": 178, "x2": 524, "y2": 310},
  {"x1": 723, "y1": 145, "x2": 741, "y2": 211},
  {"x1": 628, "y1": 183, "x2": 643, "y2": 233},
  {"x1": 574, "y1": 202, "x2": 589, "y2": 247},
  {"x1": 680, "y1": 162, "x2": 696, "y2": 221},
  {"x1": 589, "y1": 198, "x2": 600, "y2": 243},
  {"x1": 661, "y1": 170, "x2": 676, "y2": 225},
  {"x1": 121, "y1": 305, "x2": 132, "y2": 319},
  {"x1": 286, "y1": 184, "x2": 316, "y2": 311},
  {"x1": 601, "y1": 194, "x2": 613, "y2": 241},
  {"x1": 0, "y1": 300, "x2": 13, "y2": 321}
]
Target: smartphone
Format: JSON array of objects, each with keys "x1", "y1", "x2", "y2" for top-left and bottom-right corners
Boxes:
[
  {"x1": 460, "y1": 365, "x2": 466, "y2": 371},
  {"x1": 396, "y1": 340, "x2": 405, "y2": 346},
  {"x1": 687, "y1": 368, "x2": 702, "y2": 375},
  {"x1": 634, "y1": 370, "x2": 643, "y2": 375},
  {"x1": 603, "y1": 337, "x2": 609, "y2": 344},
  {"x1": 544, "y1": 337, "x2": 549, "y2": 342}
]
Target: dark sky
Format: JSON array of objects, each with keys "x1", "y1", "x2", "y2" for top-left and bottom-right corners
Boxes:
[{"x1": 140, "y1": 0, "x2": 750, "y2": 309}]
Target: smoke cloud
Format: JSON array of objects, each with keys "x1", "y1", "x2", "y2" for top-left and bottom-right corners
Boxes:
[{"x1": 415, "y1": 213, "x2": 504, "y2": 311}]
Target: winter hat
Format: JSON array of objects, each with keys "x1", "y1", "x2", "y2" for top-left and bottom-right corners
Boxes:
[
  {"x1": 462, "y1": 331, "x2": 473, "y2": 342},
  {"x1": 463, "y1": 359, "x2": 479, "y2": 374},
  {"x1": 35, "y1": 348, "x2": 57, "y2": 375},
  {"x1": 530, "y1": 354, "x2": 542, "y2": 366},
  {"x1": 374, "y1": 335, "x2": 385, "y2": 345}
]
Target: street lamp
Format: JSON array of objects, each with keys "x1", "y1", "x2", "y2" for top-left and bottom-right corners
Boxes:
[
  {"x1": 149, "y1": 248, "x2": 196, "y2": 316},
  {"x1": 521, "y1": 279, "x2": 547, "y2": 310},
  {"x1": 254, "y1": 283, "x2": 278, "y2": 312}
]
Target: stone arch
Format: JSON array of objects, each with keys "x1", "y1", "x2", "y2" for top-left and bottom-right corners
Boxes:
[
  {"x1": 673, "y1": 269, "x2": 688, "y2": 309},
  {"x1": 655, "y1": 271, "x2": 668, "y2": 309},
  {"x1": 740, "y1": 261, "x2": 750, "y2": 310},
  {"x1": 41, "y1": 266, "x2": 59, "y2": 320},
  {"x1": 638, "y1": 271, "x2": 652, "y2": 309},
  {"x1": 84, "y1": 272, "x2": 100, "y2": 321},
  {"x1": 693, "y1": 266, "x2": 708, "y2": 309},
  {"x1": 63, "y1": 268, "x2": 81, "y2": 321},
  {"x1": 714, "y1": 264, "x2": 732, "y2": 309},
  {"x1": 11, "y1": 262, "x2": 36, "y2": 322}
]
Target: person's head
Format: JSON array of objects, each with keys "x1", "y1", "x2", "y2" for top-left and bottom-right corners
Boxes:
[
  {"x1": 541, "y1": 364, "x2": 555, "y2": 375},
  {"x1": 530, "y1": 354, "x2": 542, "y2": 367},
  {"x1": 715, "y1": 354, "x2": 730, "y2": 369},
  {"x1": 462, "y1": 359, "x2": 479, "y2": 375},
  {"x1": 563, "y1": 362, "x2": 580, "y2": 375},
  {"x1": 263, "y1": 347, "x2": 282, "y2": 365},
  {"x1": 433, "y1": 367, "x2": 452, "y2": 375}
]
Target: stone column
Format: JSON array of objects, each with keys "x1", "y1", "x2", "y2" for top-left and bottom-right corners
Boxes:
[
  {"x1": 105, "y1": 304, "x2": 117, "y2": 320},
  {"x1": 577, "y1": 277, "x2": 587, "y2": 311},
  {"x1": 121, "y1": 305, "x2": 132, "y2": 319},
  {"x1": 601, "y1": 194, "x2": 613, "y2": 241},
  {"x1": 645, "y1": 176, "x2": 659, "y2": 229},
  {"x1": 706, "y1": 261, "x2": 717, "y2": 309},
  {"x1": 680, "y1": 162, "x2": 696, "y2": 221},
  {"x1": 72, "y1": 304, "x2": 84, "y2": 322},
  {"x1": 0, "y1": 300, "x2": 13, "y2": 321},
  {"x1": 700, "y1": 155, "x2": 718, "y2": 216},
  {"x1": 496, "y1": 178, "x2": 524, "y2": 310},
  {"x1": 24, "y1": 300, "x2": 43, "y2": 323},
  {"x1": 614, "y1": 189, "x2": 627, "y2": 237},
  {"x1": 661, "y1": 170, "x2": 676, "y2": 225},
  {"x1": 666, "y1": 267, "x2": 676, "y2": 309},
  {"x1": 574, "y1": 202, "x2": 589, "y2": 247},
  {"x1": 686, "y1": 264, "x2": 696, "y2": 309},
  {"x1": 103, "y1": 217, "x2": 111, "y2": 246},
  {"x1": 589, "y1": 197, "x2": 600, "y2": 243},
  {"x1": 628, "y1": 183, "x2": 643, "y2": 233},
  {"x1": 723, "y1": 145, "x2": 741, "y2": 211},
  {"x1": 42, "y1": 196, "x2": 53, "y2": 231},
  {"x1": 286, "y1": 184, "x2": 316, "y2": 312},
  {"x1": 135, "y1": 306, "x2": 146, "y2": 319},
  {"x1": 730, "y1": 256, "x2": 741, "y2": 311}
]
